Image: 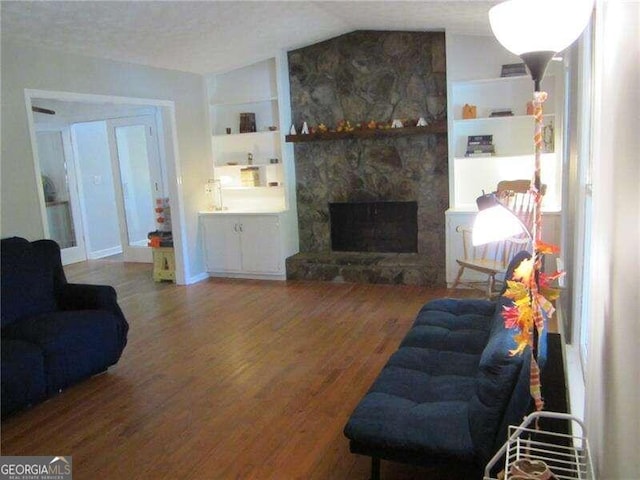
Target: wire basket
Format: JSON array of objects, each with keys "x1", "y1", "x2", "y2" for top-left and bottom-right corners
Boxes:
[{"x1": 484, "y1": 411, "x2": 594, "y2": 480}]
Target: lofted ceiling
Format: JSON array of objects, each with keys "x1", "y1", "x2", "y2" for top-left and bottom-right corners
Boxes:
[{"x1": 1, "y1": 1, "x2": 499, "y2": 75}]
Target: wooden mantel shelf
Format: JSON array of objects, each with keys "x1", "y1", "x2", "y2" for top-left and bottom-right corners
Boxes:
[{"x1": 285, "y1": 121, "x2": 447, "y2": 143}]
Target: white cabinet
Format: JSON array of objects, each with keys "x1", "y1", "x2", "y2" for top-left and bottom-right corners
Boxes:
[{"x1": 200, "y1": 213, "x2": 286, "y2": 278}]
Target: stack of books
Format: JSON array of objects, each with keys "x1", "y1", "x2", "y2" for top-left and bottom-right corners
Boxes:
[
  {"x1": 465, "y1": 135, "x2": 495, "y2": 157},
  {"x1": 489, "y1": 108, "x2": 514, "y2": 117}
]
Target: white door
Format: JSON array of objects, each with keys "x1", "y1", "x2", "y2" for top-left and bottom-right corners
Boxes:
[
  {"x1": 107, "y1": 116, "x2": 164, "y2": 263},
  {"x1": 36, "y1": 128, "x2": 87, "y2": 265},
  {"x1": 240, "y1": 215, "x2": 282, "y2": 274},
  {"x1": 202, "y1": 215, "x2": 242, "y2": 272}
]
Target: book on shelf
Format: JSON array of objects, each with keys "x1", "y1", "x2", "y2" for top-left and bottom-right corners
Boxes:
[
  {"x1": 489, "y1": 109, "x2": 514, "y2": 117},
  {"x1": 467, "y1": 134, "x2": 493, "y2": 145},
  {"x1": 466, "y1": 133, "x2": 495, "y2": 157},
  {"x1": 466, "y1": 144, "x2": 495, "y2": 153},
  {"x1": 500, "y1": 63, "x2": 527, "y2": 77},
  {"x1": 465, "y1": 151, "x2": 495, "y2": 158}
]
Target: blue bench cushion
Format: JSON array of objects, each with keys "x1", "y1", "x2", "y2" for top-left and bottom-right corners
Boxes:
[
  {"x1": 3, "y1": 310, "x2": 123, "y2": 393},
  {"x1": 1, "y1": 339, "x2": 47, "y2": 416},
  {"x1": 345, "y1": 392, "x2": 475, "y2": 461},
  {"x1": 344, "y1": 299, "x2": 500, "y2": 463}
]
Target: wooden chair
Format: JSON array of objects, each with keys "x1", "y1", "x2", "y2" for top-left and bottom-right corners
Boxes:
[{"x1": 451, "y1": 180, "x2": 545, "y2": 297}]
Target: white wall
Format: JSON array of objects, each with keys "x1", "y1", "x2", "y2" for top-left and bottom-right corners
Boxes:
[
  {"x1": 1, "y1": 41, "x2": 213, "y2": 282},
  {"x1": 72, "y1": 121, "x2": 121, "y2": 257},
  {"x1": 585, "y1": 0, "x2": 640, "y2": 477}
]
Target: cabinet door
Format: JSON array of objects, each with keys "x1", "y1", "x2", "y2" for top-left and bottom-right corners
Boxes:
[
  {"x1": 446, "y1": 211, "x2": 485, "y2": 285},
  {"x1": 202, "y1": 216, "x2": 242, "y2": 272},
  {"x1": 239, "y1": 216, "x2": 282, "y2": 274}
]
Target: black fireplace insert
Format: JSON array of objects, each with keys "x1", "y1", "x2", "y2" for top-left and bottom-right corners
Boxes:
[{"x1": 329, "y1": 201, "x2": 418, "y2": 253}]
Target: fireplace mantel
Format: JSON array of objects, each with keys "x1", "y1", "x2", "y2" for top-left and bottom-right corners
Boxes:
[{"x1": 285, "y1": 122, "x2": 447, "y2": 143}]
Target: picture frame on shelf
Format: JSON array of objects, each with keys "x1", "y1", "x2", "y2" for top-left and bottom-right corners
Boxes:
[{"x1": 500, "y1": 63, "x2": 527, "y2": 77}]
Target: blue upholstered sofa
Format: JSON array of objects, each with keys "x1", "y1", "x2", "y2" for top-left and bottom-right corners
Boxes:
[
  {"x1": 1, "y1": 237, "x2": 129, "y2": 418},
  {"x1": 344, "y1": 251, "x2": 545, "y2": 479}
]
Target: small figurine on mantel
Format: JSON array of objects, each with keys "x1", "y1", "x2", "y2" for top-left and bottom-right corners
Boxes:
[
  {"x1": 391, "y1": 119, "x2": 403, "y2": 128},
  {"x1": 290, "y1": 124, "x2": 297, "y2": 135},
  {"x1": 301, "y1": 121, "x2": 309, "y2": 134},
  {"x1": 416, "y1": 117, "x2": 428, "y2": 127}
]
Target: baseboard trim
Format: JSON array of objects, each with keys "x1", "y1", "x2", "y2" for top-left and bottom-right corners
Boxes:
[
  {"x1": 88, "y1": 246, "x2": 123, "y2": 260},
  {"x1": 207, "y1": 272, "x2": 286, "y2": 281},
  {"x1": 183, "y1": 272, "x2": 210, "y2": 285}
]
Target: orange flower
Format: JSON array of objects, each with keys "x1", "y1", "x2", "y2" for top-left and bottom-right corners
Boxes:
[{"x1": 536, "y1": 241, "x2": 560, "y2": 255}]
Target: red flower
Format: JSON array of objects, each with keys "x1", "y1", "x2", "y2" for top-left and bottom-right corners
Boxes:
[{"x1": 502, "y1": 305, "x2": 521, "y2": 330}]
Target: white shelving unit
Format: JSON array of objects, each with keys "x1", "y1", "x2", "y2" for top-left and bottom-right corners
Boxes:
[
  {"x1": 484, "y1": 412, "x2": 594, "y2": 480},
  {"x1": 211, "y1": 99, "x2": 279, "y2": 136},
  {"x1": 449, "y1": 73, "x2": 561, "y2": 210},
  {"x1": 444, "y1": 33, "x2": 565, "y2": 287},
  {"x1": 202, "y1": 55, "x2": 299, "y2": 280},
  {"x1": 207, "y1": 58, "x2": 287, "y2": 210},
  {"x1": 212, "y1": 130, "x2": 281, "y2": 168}
]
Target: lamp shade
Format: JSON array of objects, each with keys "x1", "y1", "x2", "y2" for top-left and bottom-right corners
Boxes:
[
  {"x1": 472, "y1": 205, "x2": 527, "y2": 246},
  {"x1": 472, "y1": 193, "x2": 529, "y2": 246},
  {"x1": 489, "y1": 0, "x2": 594, "y2": 55}
]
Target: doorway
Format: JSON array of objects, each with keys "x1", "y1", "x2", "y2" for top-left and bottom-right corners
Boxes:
[
  {"x1": 107, "y1": 115, "x2": 165, "y2": 263},
  {"x1": 26, "y1": 89, "x2": 187, "y2": 284}
]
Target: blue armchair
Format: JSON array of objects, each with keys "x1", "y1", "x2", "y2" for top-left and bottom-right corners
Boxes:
[{"x1": 1, "y1": 237, "x2": 129, "y2": 417}]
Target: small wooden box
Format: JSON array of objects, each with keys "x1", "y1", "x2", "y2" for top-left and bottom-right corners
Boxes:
[
  {"x1": 462, "y1": 104, "x2": 477, "y2": 119},
  {"x1": 240, "y1": 167, "x2": 260, "y2": 187}
]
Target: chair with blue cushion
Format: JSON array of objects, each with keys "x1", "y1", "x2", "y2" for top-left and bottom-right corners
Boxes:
[{"x1": 1, "y1": 237, "x2": 129, "y2": 417}]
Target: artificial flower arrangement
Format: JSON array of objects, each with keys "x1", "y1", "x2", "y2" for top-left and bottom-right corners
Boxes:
[{"x1": 502, "y1": 239, "x2": 563, "y2": 411}]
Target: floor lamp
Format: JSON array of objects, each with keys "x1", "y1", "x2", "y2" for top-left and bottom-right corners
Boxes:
[{"x1": 475, "y1": 0, "x2": 595, "y2": 411}]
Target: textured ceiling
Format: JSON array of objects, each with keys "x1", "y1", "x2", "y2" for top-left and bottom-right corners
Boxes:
[{"x1": 1, "y1": 1, "x2": 498, "y2": 75}]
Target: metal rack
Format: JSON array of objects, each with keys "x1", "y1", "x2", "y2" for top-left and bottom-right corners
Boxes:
[{"x1": 484, "y1": 411, "x2": 594, "y2": 480}]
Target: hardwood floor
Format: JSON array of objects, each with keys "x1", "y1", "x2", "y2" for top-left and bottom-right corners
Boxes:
[{"x1": 1, "y1": 259, "x2": 481, "y2": 480}]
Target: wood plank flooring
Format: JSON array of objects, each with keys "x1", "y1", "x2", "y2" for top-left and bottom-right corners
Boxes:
[{"x1": 1, "y1": 260, "x2": 480, "y2": 480}]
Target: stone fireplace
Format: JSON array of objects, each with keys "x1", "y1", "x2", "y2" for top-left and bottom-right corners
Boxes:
[{"x1": 285, "y1": 31, "x2": 448, "y2": 286}]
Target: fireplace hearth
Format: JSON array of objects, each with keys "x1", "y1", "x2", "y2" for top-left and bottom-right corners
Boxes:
[{"x1": 330, "y1": 201, "x2": 418, "y2": 253}]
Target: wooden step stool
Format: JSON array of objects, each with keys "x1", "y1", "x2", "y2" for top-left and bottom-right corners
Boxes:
[{"x1": 153, "y1": 247, "x2": 175, "y2": 282}]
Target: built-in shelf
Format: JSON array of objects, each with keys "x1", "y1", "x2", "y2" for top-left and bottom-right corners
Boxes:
[
  {"x1": 285, "y1": 121, "x2": 447, "y2": 143},
  {"x1": 453, "y1": 113, "x2": 556, "y2": 125},
  {"x1": 216, "y1": 163, "x2": 281, "y2": 168},
  {"x1": 453, "y1": 74, "x2": 554, "y2": 87},
  {"x1": 210, "y1": 96, "x2": 278, "y2": 107},
  {"x1": 221, "y1": 185, "x2": 284, "y2": 191},
  {"x1": 212, "y1": 130, "x2": 279, "y2": 139},
  {"x1": 453, "y1": 152, "x2": 556, "y2": 161}
]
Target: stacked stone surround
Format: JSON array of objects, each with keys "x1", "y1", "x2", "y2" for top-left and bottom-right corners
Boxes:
[{"x1": 286, "y1": 31, "x2": 448, "y2": 286}]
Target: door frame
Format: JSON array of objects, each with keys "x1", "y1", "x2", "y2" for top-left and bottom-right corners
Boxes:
[
  {"x1": 34, "y1": 125, "x2": 88, "y2": 264},
  {"x1": 107, "y1": 115, "x2": 162, "y2": 263},
  {"x1": 24, "y1": 89, "x2": 189, "y2": 284}
]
